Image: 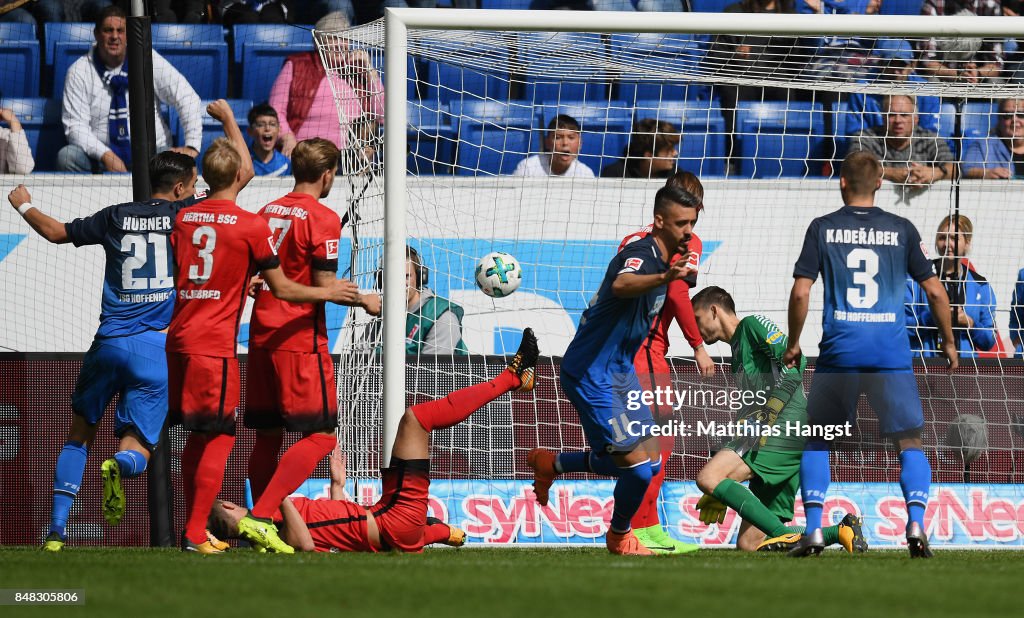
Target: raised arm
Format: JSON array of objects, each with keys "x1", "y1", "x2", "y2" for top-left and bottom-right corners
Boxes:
[
  {"x1": 206, "y1": 99, "x2": 254, "y2": 188},
  {"x1": 783, "y1": 276, "x2": 813, "y2": 368},
  {"x1": 9, "y1": 185, "x2": 68, "y2": 244}
]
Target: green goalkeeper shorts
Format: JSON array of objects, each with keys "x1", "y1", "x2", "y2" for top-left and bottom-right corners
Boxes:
[{"x1": 742, "y1": 448, "x2": 801, "y2": 523}]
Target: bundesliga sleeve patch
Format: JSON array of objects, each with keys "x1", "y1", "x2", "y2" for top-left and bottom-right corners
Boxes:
[
  {"x1": 326, "y1": 239, "x2": 339, "y2": 259},
  {"x1": 622, "y1": 257, "x2": 644, "y2": 272}
]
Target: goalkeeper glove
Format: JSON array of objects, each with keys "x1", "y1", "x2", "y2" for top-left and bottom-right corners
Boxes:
[{"x1": 696, "y1": 493, "x2": 727, "y2": 525}]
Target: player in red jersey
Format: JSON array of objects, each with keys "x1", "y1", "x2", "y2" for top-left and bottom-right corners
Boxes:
[
  {"x1": 167, "y1": 101, "x2": 361, "y2": 554},
  {"x1": 244, "y1": 137, "x2": 382, "y2": 527},
  {"x1": 206, "y1": 329, "x2": 539, "y2": 553},
  {"x1": 619, "y1": 171, "x2": 714, "y2": 554}
]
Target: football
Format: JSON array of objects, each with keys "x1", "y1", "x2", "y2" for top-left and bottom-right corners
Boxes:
[{"x1": 474, "y1": 251, "x2": 523, "y2": 297}]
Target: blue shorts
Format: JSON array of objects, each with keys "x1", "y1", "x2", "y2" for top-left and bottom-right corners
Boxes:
[
  {"x1": 560, "y1": 369, "x2": 655, "y2": 454},
  {"x1": 71, "y1": 330, "x2": 169, "y2": 450},
  {"x1": 805, "y1": 368, "x2": 923, "y2": 437}
]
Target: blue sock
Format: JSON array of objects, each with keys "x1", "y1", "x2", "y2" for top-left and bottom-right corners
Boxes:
[
  {"x1": 800, "y1": 441, "x2": 831, "y2": 534},
  {"x1": 899, "y1": 448, "x2": 930, "y2": 530},
  {"x1": 51, "y1": 441, "x2": 89, "y2": 538},
  {"x1": 609, "y1": 460, "x2": 653, "y2": 533},
  {"x1": 114, "y1": 450, "x2": 147, "y2": 478},
  {"x1": 649, "y1": 456, "x2": 662, "y2": 476},
  {"x1": 587, "y1": 451, "x2": 622, "y2": 477},
  {"x1": 555, "y1": 452, "x2": 589, "y2": 474}
]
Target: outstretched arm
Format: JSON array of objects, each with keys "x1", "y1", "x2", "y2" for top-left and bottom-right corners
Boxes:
[
  {"x1": 919, "y1": 275, "x2": 959, "y2": 371},
  {"x1": 9, "y1": 185, "x2": 68, "y2": 244},
  {"x1": 262, "y1": 266, "x2": 361, "y2": 305},
  {"x1": 278, "y1": 499, "x2": 315, "y2": 552}
]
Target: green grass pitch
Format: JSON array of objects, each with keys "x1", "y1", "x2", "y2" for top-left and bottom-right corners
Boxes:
[{"x1": 1, "y1": 547, "x2": 1019, "y2": 617}]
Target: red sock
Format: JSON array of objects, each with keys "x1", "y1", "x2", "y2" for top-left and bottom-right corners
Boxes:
[
  {"x1": 422, "y1": 521, "x2": 453, "y2": 546},
  {"x1": 247, "y1": 432, "x2": 284, "y2": 503},
  {"x1": 412, "y1": 370, "x2": 518, "y2": 431},
  {"x1": 251, "y1": 433, "x2": 336, "y2": 520},
  {"x1": 180, "y1": 433, "x2": 209, "y2": 517},
  {"x1": 630, "y1": 438, "x2": 674, "y2": 530},
  {"x1": 184, "y1": 433, "x2": 236, "y2": 545}
]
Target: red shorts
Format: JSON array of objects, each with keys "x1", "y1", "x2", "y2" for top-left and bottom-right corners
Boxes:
[
  {"x1": 633, "y1": 349, "x2": 674, "y2": 422},
  {"x1": 243, "y1": 348, "x2": 338, "y2": 433},
  {"x1": 369, "y1": 458, "x2": 431, "y2": 553},
  {"x1": 167, "y1": 352, "x2": 239, "y2": 434}
]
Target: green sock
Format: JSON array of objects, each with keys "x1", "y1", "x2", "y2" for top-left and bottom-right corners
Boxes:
[
  {"x1": 822, "y1": 524, "x2": 841, "y2": 546},
  {"x1": 712, "y1": 478, "x2": 790, "y2": 538}
]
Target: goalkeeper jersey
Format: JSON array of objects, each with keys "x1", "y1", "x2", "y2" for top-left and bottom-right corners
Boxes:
[{"x1": 730, "y1": 315, "x2": 808, "y2": 452}]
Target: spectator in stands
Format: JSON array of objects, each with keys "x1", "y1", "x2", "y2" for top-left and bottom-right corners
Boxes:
[
  {"x1": 57, "y1": 6, "x2": 202, "y2": 173},
  {"x1": 843, "y1": 39, "x2": 942, "y2": 136},
  {"x1": 405, "y1": 246, "x2": 468, "y2": 355},
  {"x1": 80, "y1": 0, "x2": 206, "y2": 23},
  {"x1": 269, "y1": 12, "x2": 384, "y2": 157},
  {"x1": 600, "y1": 118, "x2": 680, "y2": 179},
  {"x1": 0, "y1": 107, "x2": 34, "y2": 174},
  {"x1": 962, "y1": 98, "x2": 1024, "y2": 179},
  {"x1": 1011, "y1": 267, "x2": 1024, "y2": 358},
  {"x1": 513, "y1": 114, "x2": 595, "y2": 178},
  {"x1": 906, "y1": 214, "x2": 996, "y2": 358},
  {"x1": 846, "y1": 95, "x2": 954, "y2": 191},
  {"x1": 801, "y1": 0, "x2": 881, "y2": 83},
  {"x1": 0, "y1": 0, "x2": 62, "y2": 26},
  {"x1": 217, "y1": 0, "x2": 290, "y2": 26},
  {"x1": 708, "y1": 0, "x2": 799, "y2": 174},
  {"x1": 248, "y1": 103, "x2": 291, "y2": 177},
  {"x1": 340, "y1": 114, "x2": 381, "y2": 176},
  {"x1": 918, "y1": 0, "x2": 1004, "y2": 83}
]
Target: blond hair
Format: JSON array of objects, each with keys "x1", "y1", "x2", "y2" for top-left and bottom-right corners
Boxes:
[
  {"x1": 937, "y1": 214, "x2": 973, "y2": 241},
  {"x1": 201, "y1": 138, "x2": 241, "y2": 192},
  {"x1": 292, "y1": 138, "x2": 341, "y2": 183},
  {"x1": 841, "y1": 151, "x2": 883, "y2": 196}
]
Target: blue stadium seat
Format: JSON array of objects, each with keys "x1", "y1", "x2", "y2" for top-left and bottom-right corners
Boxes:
[
  {"x1": 423, "y1": 43, "x2": 509, "y2": 106},
  {"x1": 881, "y1": 0, "x2": 924, "y2": 15},
  {"x1": 634, "y1": 99, "x2": 728, "y2": 176},
  {"x1": 0, "y1": 40, "x2": 40, "y2": 97},
  {"x1": 0, "y1": 22, "x2": 35, "y2": 41},
  {"x1": 231, "y1": 24, "x2": 312, "y2": 62},
  {"x1": 240, "y1": 41, "x2": 315, "y2": 103},
  {"x1": 151, "y1": 24, "x2": 229, "y2": 99},
  {"x1": 537, "y1": 101, "x2": 632, "y2": 174},
  {"x1": 407, "y1": 102, "x2": 455, "y2": 175},
  {"x1": 937, "y1": 100, "x2": 997, "y2": 157},
  {"x1": 480, "y1": 0, "x2": 533, "y2": 7},
  {"x1": 519, "y1": 32, "x2": 609, "y2": 103},
  {"x1": 1, "y1": 98, "x2": 63, "y2": 171},
  {"x1": 611, "y1": 33, "x2": 709, "y2": 103},
  {"x1": 176, "y1": 99, "x2": 253, "y2": 173},
  {"x1": 52, "y1": 40, "x2": 92, "y2": 101},
  {"x1": 44, "y1": 23, "x2": 93, "y2": 65},
  {"x1": 451, "y1": 100, "x2": 536, "y2": 176},
  {"x1": 734, "y1": 101, "x2": 825, "y2": 178},
  {"x1": 691, "y1": 0, "x2": 735, "y2": 11}
]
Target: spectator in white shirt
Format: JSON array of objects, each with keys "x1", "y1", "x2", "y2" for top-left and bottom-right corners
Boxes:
[
  {"x1": 0, "y1": 108, "x2": 34, "y2": 174},
  {"x1": 513, "y1": 114, "x2": 595, "y2": 178},
  {"x1": 57, "y1": 6, "x2": 202, "y2": 173}
]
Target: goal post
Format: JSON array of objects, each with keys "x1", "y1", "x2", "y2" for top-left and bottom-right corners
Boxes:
[{"x1": 316, "y1": 8, "x2": 1024, "y2": 547}]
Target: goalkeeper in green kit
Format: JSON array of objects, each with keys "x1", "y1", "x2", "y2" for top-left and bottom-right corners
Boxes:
[{"x1": 690, "y1": 286, "x2": 867, "y2": 553}]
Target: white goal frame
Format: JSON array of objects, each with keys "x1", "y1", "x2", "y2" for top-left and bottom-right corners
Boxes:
[{"x1": 380, "y1": 7, "x2": 1024, "y2": 466}]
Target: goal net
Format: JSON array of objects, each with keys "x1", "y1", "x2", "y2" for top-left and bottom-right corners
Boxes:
[{"x1": 321, "y1": 10, "x2": 1024, "y2": 549}]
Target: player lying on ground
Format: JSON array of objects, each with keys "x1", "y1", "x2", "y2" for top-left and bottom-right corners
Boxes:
[
  {"x1": 528, "y1": 185, "x2": 701, "y2": 556},
  {"x1": 690, "y1": 286, "x2": 866, "y2": 553},
  {"x1": 620, "y1": 171, "x2": 711, "y2": 554},
  {"x1": 206, "y1": 329, "x2": 539, "y2": 553},
  {"x1": 784, "y1": 151, "x2": 958, "y2": 558},
  {"x1": 10, "y1": 148, "x2": 204, "y2": 551}
]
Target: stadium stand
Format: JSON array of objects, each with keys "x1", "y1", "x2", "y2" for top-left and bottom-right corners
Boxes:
[
  {"x1": 734, "y1": 100, "x2": 825, "y2": 178},
  {"x1": 537, "y1": 102, "x2": 632, "y2": 175},
  {"x1": 0, "y1": 34, "x2": 40, "y2": 97},
  {"x1": 451, "y1": 99, "x2": 535, "y2": 175},
  {"x1": 519, "y1": 31, "x2": 609, "y2": 102},
  {"x1": 635, "y1": 98, "x2": 728, "y2": 176},
  {"x1": 233, "y1": 24, "x2": 315, "y2": 102},
  {"x1": 408, "y1": 101, "x2": 456, "y2": 175},
  {"x1": 611, "y1": 32, "x2": 710, "y2": 103},
  {"x1": 423, "y1": 42, "x2": 510, "y2": 106},
  {"x1": 0, "y1": 97, "x2": 62, "y2": 171},
  {"x1": 151, "y1": 24, "x2": 229, "y2": 100}
]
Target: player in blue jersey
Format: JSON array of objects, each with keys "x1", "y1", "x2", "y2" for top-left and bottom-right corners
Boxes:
[
  {"x1": 527, "y1": 185, "x2": 701, "y2": 555},
  {"x1": 783, "y1": 151, "x2": 958, "y2": 558},
  {"x1": 10, "y1": 150, "x2": 202, "y2": 551}
]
